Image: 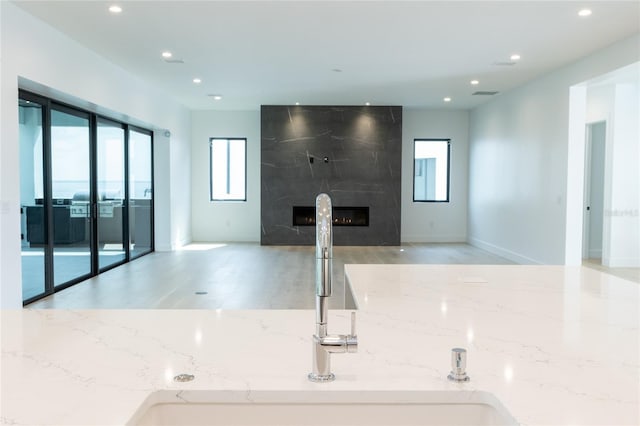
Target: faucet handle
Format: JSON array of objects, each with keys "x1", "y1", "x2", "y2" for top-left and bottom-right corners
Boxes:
[
  {"x1": 346, "y1": 311, "x2": 358, "y2": 353},
  {"x1": 350, "y1": 311, "x2": 357, "y2": 336}
]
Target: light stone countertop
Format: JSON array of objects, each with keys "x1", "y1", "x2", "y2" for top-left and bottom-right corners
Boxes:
[{"x1": 1, "y1": 265, "x2": 638, "y2": 425}]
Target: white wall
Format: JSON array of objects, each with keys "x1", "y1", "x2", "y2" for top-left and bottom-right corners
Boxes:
[
  {"x1": 607, "y1": 83, "x2": 639, "y2": 267},
  {"x1": 191, "y1": 110, "x2": 260, "y2": 242},
  {"x1": 583, "y1": 75, "x2": 640, "y2": 267},
  {"x1": 191, "y1": 108, "x2": 468, "y2": 244},
  {"x1": 0, "y1": 2, "x2": 191, "y2": 307},
  {"x1": 469, "y1": 34, "x2": 639, "y2": 265},
  {"x1": 586, "y1": 85, "x2": 615, "y2": 123},
  {"x1": 401, "y1": 109, "x2": 469, "y2": 242}
]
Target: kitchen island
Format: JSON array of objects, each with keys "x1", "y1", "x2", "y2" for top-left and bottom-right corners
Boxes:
[{"x1": 1, "y1": 265, "x2": 638, "y2": 425}]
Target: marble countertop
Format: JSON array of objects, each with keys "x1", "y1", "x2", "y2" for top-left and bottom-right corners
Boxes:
[{"x1": 1, "y1": 265, "x2": 638, "y2": 425}]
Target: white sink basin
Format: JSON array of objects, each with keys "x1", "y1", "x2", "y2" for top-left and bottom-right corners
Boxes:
[{"x1": 127, "y1": 390, "x2": 518, "y2": 426}]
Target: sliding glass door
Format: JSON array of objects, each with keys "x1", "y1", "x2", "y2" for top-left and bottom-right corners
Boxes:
[
  {"x1": 129, "y1": 129, "x2": 153, "y2": 259},
  {"x1": 50, "y1": 107, "x2": 92, "y2": 287},
  {"x1": 19, "y1": 98, "x2": 47, "y2": 301},
  {"x1": 18, "y1": 90, "x2": 154, "y2": 304},
  {"x1": 97, "y1": 119, "x2": 126, "y2": 270}
]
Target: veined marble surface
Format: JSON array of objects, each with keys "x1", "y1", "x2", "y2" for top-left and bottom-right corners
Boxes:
[{"x1": 1, "y1": 265, "x2": 638, "y2": 425}]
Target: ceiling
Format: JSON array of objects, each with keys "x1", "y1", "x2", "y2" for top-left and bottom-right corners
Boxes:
[{"x1": 12, "y1": 1, "x2": 640, "y2": 111}]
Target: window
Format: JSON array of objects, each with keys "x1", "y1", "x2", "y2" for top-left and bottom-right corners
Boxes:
[
  {"x1": 210, "y1": 138, "x2": 246, "y2": 201},
  {"x1": 413, "y1": 139, "x2": 450, "y2": 202}
]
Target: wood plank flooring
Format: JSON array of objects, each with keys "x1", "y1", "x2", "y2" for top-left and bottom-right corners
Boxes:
[
  {"x1": 27, "y1": 243, "x2": 637, "y2": 310},
  {"x1": 582, "y1": 258, "x2": 640, "y2": 283},
  {"x1": 27, "y1": 243, "x2": 515, "y2": 309}
]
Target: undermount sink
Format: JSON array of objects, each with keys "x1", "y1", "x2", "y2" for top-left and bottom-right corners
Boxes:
[{"x1": 127, "y1": 390, "x2": 518, "y2": 426}]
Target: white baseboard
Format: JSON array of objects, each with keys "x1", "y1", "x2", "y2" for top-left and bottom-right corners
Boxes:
[
  {"x1": 177, "y1": 237, "x2": 192, "y2": 249},
  {"x1": 588, "y1": 249, "x2": 602, "y2": 258},
  {"x1": 401, "y1": 234, "x2": 467, "y2": 243},
  {"x1": 603, "y1": 257, "x2": 640, "y2": 268},
  {"x1": 467, "y1": 237, "x2": 542, "y2": 265}
]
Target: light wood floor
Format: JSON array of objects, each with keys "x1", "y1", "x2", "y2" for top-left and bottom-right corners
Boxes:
[
  {"x1": 27, "y1": 243, "x2": 637, "y2": 310},
  {"x1": 582, "y1": 258, "x2": 640, "y2": 283},
  {"x1": 28, "y1": 243, "x2": 516, "y2": 309}
]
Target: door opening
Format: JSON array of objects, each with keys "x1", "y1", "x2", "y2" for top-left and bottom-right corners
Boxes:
[{"x1": 582, "y1": 121, "x2": 606, "y2": 262}]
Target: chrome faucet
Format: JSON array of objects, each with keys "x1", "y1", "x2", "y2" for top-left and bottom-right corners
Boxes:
[{"x1": 308, "y1": 193, "x2": 357, "y2": 382}]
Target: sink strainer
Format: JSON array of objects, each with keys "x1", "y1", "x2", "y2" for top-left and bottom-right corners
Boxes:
[{"x1": 173, "y1": 374, "x2": 195, "y2": 383}]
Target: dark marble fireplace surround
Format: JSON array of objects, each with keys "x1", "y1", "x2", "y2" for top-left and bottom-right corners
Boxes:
[{"x1": 261, "y1": 105, "x2": 402, "y2": 245}]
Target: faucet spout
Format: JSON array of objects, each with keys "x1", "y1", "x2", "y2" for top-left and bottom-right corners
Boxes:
[
  {"x1": 309, "y1": 193, "x2": 357, "y2": 382},
  {"x1": 315, "y1": 193, "x2": 333, "y2": 298}
]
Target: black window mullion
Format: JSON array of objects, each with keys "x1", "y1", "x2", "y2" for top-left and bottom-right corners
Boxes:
[
  {"x1": 149, "y1": 131, "x2": 155, "y2": 252},
  {"x1": 42, "y1": 97, "x2": 55, "y2": 297},
  {"x1": 89, "y1": 113, "x2": 99, "y2": 275},
  {"x1": 123, "y1": 124, "x2": 131, "y2": 261}
]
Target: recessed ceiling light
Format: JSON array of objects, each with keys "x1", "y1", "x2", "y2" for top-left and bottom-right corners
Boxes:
[
  {"x1": 365, "y1": 102, "x2": 371, "y2": 106},
  {"x1": 470, "y1": 80, "x2": 479, "y2": 85},
  {"x1": 108, "y1": 5, "x2": 122, "y2": 13},
  {"x1": 578, "y1": 8, "x2": 592, "y2": 17},
  {"x1": 510, "y1": 54, "x2": 521, "y2": 61},
  {"x1": 209, "y1": 95, "x2": 222, "y2": 100},
  {"x1": 193, "y1": 78, "x2": 202, "y2": 84},
  {"x1": 161, "y1": 51, "x2": 172, "y2": 58},
  {"x1": 443, "y1": 97, "x2": 452, "y2": 102},
  {"x1": 295, "y1": 102, "x2": 300, "y2": 105}
]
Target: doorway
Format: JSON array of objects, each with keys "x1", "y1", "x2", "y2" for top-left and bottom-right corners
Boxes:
[{"x1": 582, "y1": 121, "x2": 606, "y2": 262}]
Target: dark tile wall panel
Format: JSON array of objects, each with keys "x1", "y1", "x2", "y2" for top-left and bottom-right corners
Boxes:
[{"x1": 261, "y1": 105, "x2": 402, "y2": 245}]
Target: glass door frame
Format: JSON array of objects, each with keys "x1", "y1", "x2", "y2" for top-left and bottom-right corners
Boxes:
[
  {"x1": 96, "y1": 116, "x2": 130, "y2": 273},
  {"x1": 49, "y1": 102, "x2": 95, "y2": 291},
  {"x1": 20, "y1": 91, "x2": 53, "y2": 304},
  {"x1": 128, "y1": 125, "x2": 155, "y2": 259}
]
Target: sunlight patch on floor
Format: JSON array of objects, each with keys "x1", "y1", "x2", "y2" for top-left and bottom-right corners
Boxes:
[{"x1": 179, "y1": 243, "x2": 228, "y2": 251}]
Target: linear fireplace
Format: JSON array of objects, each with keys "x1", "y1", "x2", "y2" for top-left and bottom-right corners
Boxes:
[{"x1": 292, "y1": 206, "x2": 369, "y2": 227}]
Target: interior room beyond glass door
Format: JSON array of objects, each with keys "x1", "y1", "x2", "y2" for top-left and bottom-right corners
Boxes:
[
  {"x1": 19, "y1": 98, "x2": 47, "y2": 301},
  {"x1": 50, "y1": 108, "x2": 92, "y2": 287},
  {"x1": 97, "y1": 119, "x2": 126, "y2": 270}
]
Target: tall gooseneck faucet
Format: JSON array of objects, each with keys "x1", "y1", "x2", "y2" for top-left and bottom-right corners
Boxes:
[{"x1": 308, "y1": 193, "x2": 357, "y2": 382}]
